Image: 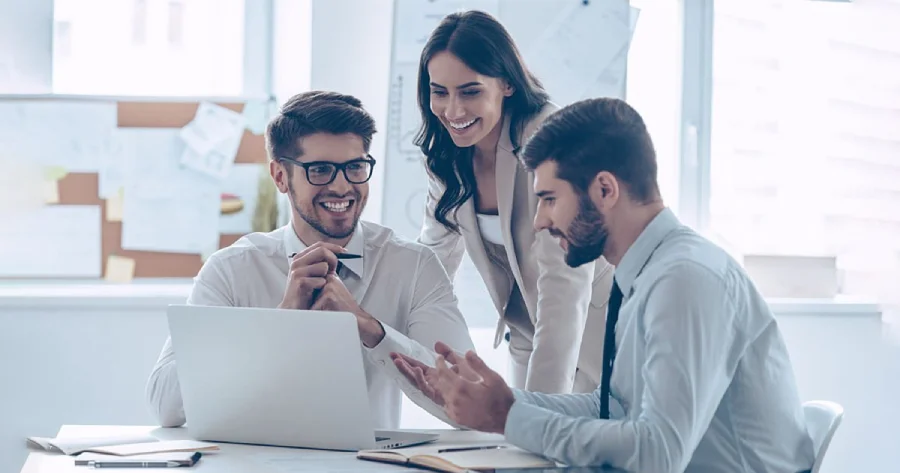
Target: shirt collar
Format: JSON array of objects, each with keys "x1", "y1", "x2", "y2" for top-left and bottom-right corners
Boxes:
[
  {"x1": 614, "y1": 207, "x2": 681, "y2": 297},
  {"x1": 282, "y1": 223, "x2": 365, "y2": 278}
]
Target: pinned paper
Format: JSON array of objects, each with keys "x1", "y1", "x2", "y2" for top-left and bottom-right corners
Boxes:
[
  {"x1": 105, "y1": 188, "x2": 124, "y2": 222},
  {"x1": 179, "y1": 102, "x2": 246, "y2": 180},
  {"x1": 41, "y1": 165, "x2": 68, "y2": 205},
  {"x1": 43, "y1": 165, "x2": 69, "y2": 181},
  {"x1": 105, "y1": 255, "x2": 136, "y2": 283},
  {"x1": 42, "y1": 179, "x2": 60, "y2": 204},
  {"x1": 241, "y1": 99, "x2": 271, "y2": 135}
]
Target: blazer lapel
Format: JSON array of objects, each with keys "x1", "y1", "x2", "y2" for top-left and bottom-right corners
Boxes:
[{"x1": 496, "y1": 114, "x2": 522, "y2": 282}]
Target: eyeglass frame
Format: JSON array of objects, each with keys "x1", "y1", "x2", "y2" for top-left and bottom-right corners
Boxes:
[{"x1": 277, "y1": 154, "x2": 377, "y2": 186}]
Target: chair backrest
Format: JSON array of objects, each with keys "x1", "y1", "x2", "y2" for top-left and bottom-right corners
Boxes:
[{"x1": 803, "y1": 400, "x2": 844, "y2": 473}]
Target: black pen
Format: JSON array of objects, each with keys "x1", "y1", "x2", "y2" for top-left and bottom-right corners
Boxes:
[
  {"x1": 288, "y1": 252, "x2": 362, "y2": 259},
  {"x1": 438, "y1": 445, "x2": 508, "y2": 454}
]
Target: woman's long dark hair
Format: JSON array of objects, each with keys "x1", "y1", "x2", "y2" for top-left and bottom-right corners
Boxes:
[{"x1": 415, "y1": 10, "x2": 549, "y2": 233}]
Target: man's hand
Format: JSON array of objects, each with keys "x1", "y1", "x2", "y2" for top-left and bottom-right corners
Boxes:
[
  {"x1": 311, "y1": 274, "x2": 385, "y2": 348},
  {"x1": 279, "y1": 242, "x2": 344, "y2": 310},
  {"x1": 392, "y1": 342, "x2": 515, "y2": 433}
]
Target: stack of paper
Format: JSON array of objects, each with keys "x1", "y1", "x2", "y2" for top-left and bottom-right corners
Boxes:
[{"x1": 26, "y1": 435, "x2": 218, "y2": 456}]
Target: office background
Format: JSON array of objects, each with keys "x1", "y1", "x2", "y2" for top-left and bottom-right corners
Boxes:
[{"x1": 1, "y1": 1, "x2": 898, "y2": 473}]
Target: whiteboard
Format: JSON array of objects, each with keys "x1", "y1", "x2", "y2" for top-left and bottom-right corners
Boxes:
[{"x1": 382, "y1": 0, "x2": 638, "y2": 240}]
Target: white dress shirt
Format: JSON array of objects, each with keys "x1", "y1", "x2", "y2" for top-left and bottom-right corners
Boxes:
[
  {"x1": 146, "y1": 220, "x2": 475, "y2": 429},
  {"x1": 504, "y1": 208, "x2": 816, "y2": 473}
]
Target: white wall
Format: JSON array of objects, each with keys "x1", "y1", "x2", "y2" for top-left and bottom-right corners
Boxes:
[
  {"x1": 270, "y1": 0, "x2": 393, "y2": 224},
  {"x1": 0, "y1": 0, "x2": 52, "y2": 93},
  {"x1": 1, "y1": 284, "x2": 897, "y2": 473},
  {"x1": 309, "y1": 0, "x2": 393, "y2": 224}
]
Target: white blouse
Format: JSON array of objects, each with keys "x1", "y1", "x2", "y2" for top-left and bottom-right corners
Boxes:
[{"x1": 476, "y1": 213, "x2": 505, "y2": 246}]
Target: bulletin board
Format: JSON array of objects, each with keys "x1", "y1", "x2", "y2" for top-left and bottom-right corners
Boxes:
[{"x1": 0, "y1": 96, "x2": 278, "y2": 279}]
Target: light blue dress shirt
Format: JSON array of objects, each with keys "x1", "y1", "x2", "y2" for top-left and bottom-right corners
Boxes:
[{"x1": 504, "y1": 208, "x2": 815, "y2": 473}]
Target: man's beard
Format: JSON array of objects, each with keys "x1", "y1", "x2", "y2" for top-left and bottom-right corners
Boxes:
[
  {"x1": 554, "y1": 191, "x2": 608, "y2": 268},
  {"x1": 288, "y1": 179, "x2": 362, "y2": 240}
]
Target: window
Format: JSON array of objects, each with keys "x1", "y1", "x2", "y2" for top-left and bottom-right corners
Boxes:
[
  {"x1": 52, "y1": 0, "x2": 245, "y2": 96},
  {"x1": 626, "y1": 0, "x2": 683, "y2": 213},
  {"x1": 709, "y1": 0, "x2": 900, "y2": 302}
]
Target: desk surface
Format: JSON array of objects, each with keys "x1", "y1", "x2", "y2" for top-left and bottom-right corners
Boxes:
[{"x1": 19, "y1": 425, "x2": 516, "y2": 473}]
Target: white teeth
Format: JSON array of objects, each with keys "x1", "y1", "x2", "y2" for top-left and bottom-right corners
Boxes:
[
  {"x1": 448, "y1": 118, "x2": 476, "y2": 130},
  {"x1": 322, "y1": 201, "x2": 351, "y2": 212}
]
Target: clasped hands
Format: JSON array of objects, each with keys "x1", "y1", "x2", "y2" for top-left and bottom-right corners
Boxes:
[
  {"x1": 391, "y1": 341, "x2": 515, "y2": 434},
  {"x1": 278, "y1": 242, "x2": 384, "y2": 347}
]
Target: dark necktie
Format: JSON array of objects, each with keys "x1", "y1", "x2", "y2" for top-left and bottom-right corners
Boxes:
[{"x1": 600, "y1": 278, "x2": 623, "y2": 419}]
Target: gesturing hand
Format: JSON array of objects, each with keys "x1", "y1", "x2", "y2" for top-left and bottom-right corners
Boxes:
[{"x1": 392, "y1": 342, "x2": 515, "y2": 433}]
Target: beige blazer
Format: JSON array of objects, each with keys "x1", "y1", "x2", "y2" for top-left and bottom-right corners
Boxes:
[{"x1": 417, "y1": 103, "x2": 614, "y2": 394}]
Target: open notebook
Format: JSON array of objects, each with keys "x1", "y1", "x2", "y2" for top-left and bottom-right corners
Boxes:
[
  {"x1": 357, "y1": 443, "x2": 556, "y2": 473},
  {"x1": 27, "y1": 435, "x2": 218, "y2": 456}
]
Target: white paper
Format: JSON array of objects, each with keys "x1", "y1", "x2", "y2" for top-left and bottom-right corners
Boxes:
[
  {"x1": 98, "y1": 130, "x2": 134, "y2": 198},
  {"x1": 584, "y1": 6, "x2": 641, "y2": 100},
  {"x1": 121, "y1": 129, "x2": 221, "y2": 255},
  {"x1": 389, "y1": 62, "x2": 425, "y2": 156},
  {"x1": 219, "y1": 163, "x2": 265, "y2": 234},
  {"x1": 26, "y1": 434, "x2": 158, "y2": 456},
  {"x1": 0, "y1": 100, "x2": 118, "y2": 172},
  {"x1": 179, "y1": 102, "x2": 246, "y2": 180},
  {"x1": 524, "y1": 0, "x2": 632, "y2": 106},
  {"x1": 0, "y1": 206, "x2": 102, "y2": 277},
  {"x1": 393, "y1": 0, "x2": 500, "y2": 64},
  {"x1": 242, "y1": 99, "x2": 271, "y2": 135}
]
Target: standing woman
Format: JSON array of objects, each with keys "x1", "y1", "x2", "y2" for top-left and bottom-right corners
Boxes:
[{"x1": 415, "y1": 10, "x2": 614, "y2": 394}]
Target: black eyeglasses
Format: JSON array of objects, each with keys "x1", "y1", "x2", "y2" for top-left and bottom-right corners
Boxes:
[{"x1": 278, "y1": 155, "x2": 376, "y2": 186}]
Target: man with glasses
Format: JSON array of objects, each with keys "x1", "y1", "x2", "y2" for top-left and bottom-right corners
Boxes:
[{"x1": 146, "y1": 91, "x2": 475, "y2": 429}]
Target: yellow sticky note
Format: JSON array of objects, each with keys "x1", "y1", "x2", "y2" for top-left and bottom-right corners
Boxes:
[
  {"x1": 42, "y1": 179, "x2": 59, "y2": 204},
  {"x1": 105, "y1": 255, "x2": 136, "y2": 283},
  {"x1": 42, "y1": 165, "x2": 68, "y2": 181},
  {"x1": 105, "y1": 189, "x2": 124, "y2": 222}
]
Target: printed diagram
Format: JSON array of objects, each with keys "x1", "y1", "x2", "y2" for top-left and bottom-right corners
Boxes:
[{"x1": 387, "y1": 65, "x2": 425, "y2": 161}]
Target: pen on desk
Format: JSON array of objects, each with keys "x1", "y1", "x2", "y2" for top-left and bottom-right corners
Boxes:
[
  {"x1": 89, "y1": 460, "x2": 180, "y2": 468},
  {"x1": 437, "y1": 445, "x2": 508, "y2": 453}
]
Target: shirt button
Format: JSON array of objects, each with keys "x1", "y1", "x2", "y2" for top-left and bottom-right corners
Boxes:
[{"x1": 379, "y1": 360, "x2": 386, "y2": 366}]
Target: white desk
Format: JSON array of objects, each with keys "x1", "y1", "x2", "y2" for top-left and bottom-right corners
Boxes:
[{"x1": 19, "y1": 425, "x2": 507, "y2": 472}]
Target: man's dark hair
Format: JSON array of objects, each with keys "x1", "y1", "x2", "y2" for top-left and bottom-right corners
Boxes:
[
  {"x1": 265, "y1": 91, "x2": 377, "y2": 176},
  {"x1": 521, "y1": 98, "x2": 660, "y2": 202}
]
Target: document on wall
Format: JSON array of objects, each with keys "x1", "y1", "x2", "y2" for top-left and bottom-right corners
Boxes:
[
  {"x1": 97, "y1": 130, "x2": 133, "y2": 199},
  {"x1": 583, "y1": 6, "x2": 641, "y2": 100},
  {"x1": 393, "y1": 0, "x2": 500, "y2": 64},
  {"x1": 0, "y1": 205, "x2": 102, "y2": 277},
  {"x1": 241, "y1": 99, "x2": 272, "y2": 135},
  {"x1": 179, "y1": 102, "x2": 246, "y2": 181},
  {"x1": 121, "y1": 129, "x2": 221, "y2": 255},
  {"x1": 524, "y1": 0, "x2": 632, "y2": 106},
  {"x1": 0, "y1": 100, "x2": 119, "y2": 173}
]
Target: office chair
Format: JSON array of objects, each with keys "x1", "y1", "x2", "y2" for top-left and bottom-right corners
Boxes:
[{"x1": 803, "y1": 400, "x2": 844, "y2": 473}]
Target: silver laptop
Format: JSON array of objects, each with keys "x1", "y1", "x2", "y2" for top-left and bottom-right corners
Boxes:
[{"x1": 166, "y1": 304, "x2": 439, "y2": 451}]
